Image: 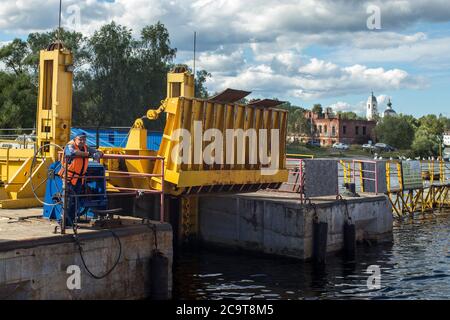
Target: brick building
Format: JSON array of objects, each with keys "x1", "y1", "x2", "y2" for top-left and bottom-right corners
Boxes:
[{"x1": 303, "y1": 110, "x2": 376, "y2": 146}]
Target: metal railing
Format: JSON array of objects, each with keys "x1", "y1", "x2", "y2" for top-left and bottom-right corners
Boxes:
[
  {"x1": 385, "y1": 159, "x2": 450, "y2": 193},
  {"x1": 286, "y1": 153, "x2": 314, "y2": 159},
  {"x1": 60, "y1": 153, "x2": 165, "y2": 234},
  {"x1": 339, "y1": 159, "x2": 380, "y2": 194},
  {"x1": 284, "y1": 158, "x2": 305, "y2": 201},
  {"x1": 353, "y1": 159, "x2": 379, "y2": 194}
]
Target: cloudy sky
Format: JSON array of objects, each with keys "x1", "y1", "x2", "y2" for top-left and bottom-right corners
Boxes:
[{"x1": 1, "y1": 0, "x2": 450, "y2": 117}]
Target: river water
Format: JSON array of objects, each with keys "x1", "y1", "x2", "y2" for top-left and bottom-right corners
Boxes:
[{"x1": 173, "y1": 213, "x2": 450, "y2": 300}]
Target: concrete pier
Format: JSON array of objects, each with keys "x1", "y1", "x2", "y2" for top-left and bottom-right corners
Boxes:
[
  {"x1": 199, "y1": 191, "x2": 393, "y2": 260},
  {"x1": 0, "y1": 209, "x2": 172, "y2": 300}
]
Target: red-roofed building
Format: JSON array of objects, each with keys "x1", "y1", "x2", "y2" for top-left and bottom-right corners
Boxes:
[{"x1": 303, "y1": 110, "x2": 376, "y2": 146}]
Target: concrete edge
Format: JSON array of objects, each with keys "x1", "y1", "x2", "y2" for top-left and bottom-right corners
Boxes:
[
  {"x1": 203, "y1": 193, "x2": 389, "y2": 209},
  {"x1": 0, "y1": 222, "x2": 172, "y2": 253}
]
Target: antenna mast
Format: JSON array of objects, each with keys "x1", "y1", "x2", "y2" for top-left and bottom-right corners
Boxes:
[
  {"x1": 57, "y1": 0, "x2": 62, "y2": 43},
  {"x1": 193, "y1": 31, "x2": 197, "y2": 96}
]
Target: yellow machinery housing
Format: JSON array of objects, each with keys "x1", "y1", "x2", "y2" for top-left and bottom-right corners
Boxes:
[{"x1": 101, "y1": 67, "x2": 289, "y2": 195}]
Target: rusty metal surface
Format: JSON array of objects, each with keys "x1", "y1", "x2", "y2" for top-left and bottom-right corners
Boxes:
[
  {"x1": 247, "y1": 99, "x2": 285, "y2": 108},
  {"x1": 208, "y1": 88, "x2": 251, "y2": 104}
]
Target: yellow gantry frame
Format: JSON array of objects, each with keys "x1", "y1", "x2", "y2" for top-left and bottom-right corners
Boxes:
[{"x1": 0, "y1": 45, "x2": 73, "y2": 208}]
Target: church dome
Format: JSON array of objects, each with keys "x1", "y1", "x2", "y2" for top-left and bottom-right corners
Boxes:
[{"x1": 383, "y1": 99, "x2": 397, "y2": 117}]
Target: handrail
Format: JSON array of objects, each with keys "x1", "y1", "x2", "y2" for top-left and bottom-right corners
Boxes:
[
  {"x1": 60, "y1": 153, "x2": 165, "y2": 234},
  {"x1": 286, "y1": 153, "x2": 314, "y2": 159}
]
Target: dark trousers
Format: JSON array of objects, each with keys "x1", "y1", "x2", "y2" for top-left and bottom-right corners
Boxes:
[{"x1": 65, "y1": 179, "x2": 84, "y2": 226}]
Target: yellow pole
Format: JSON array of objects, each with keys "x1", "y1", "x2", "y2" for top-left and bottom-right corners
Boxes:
[
  {"x1": 359, "y1": 162, "x2": 364, "y2": 192},
  {"x1": 6, "y1": 147, "x2": 10, "y2": 183},
  {"x1": 430, "y1": 161, "x2": 434, "y2": 185},
  {"x1": 397, "y1": 162, "x2": 403, "y2": 191},
  {"x1": 386, "y1": 161, "x2": 391, "y2": 193}
]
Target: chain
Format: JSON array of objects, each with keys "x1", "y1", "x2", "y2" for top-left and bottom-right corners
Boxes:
[{"x1": 183, "y1": 198, "x2": 191, "y2": 240}]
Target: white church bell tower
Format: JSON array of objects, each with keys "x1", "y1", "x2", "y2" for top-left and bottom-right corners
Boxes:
[{"x1": 367, "y1": 92, "x2": 378, "y2": 121}]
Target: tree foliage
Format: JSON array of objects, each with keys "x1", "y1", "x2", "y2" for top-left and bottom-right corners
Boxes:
[
  {"x1": 337, "y1": 111, "x2": 365, "y2": 120},
  {"x1": 411, "y1": 126, "x2": 441, "y2": 157},
  {"x1": 195, "y1": 69, "x2": 211, "y2": 99},
  {"x1": 279, "y1": 102, "x2": 311, "y2": 135},
  {"x1": 375, "y1": 115, "x2": 416, "y2": 149},
  {"x1": 311, "y1": 103, "x2": 323, "y2": 114},
  {"x1": 0, "y1": 72, "x2": 36, "y2": 128}
]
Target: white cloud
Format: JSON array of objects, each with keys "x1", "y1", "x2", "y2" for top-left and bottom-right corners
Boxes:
[
  {"x1": 377, "y1": 94, "x2": 391, "y2": 106},
  {"x1": 1, "y1": 0, "x2": 450, "y2": 48},
  {"x1": 0, "y1": 0, "x2": 443, "y2": 103},
  {"x1": 333, "y1": 37, "x2": 450, "y2": 69},
  {"x1": 184, "y1": 47, "x2": 246, "y2": 76},
  {"x1": 205, "y1": 57, "x2": 425, "y2": 100},
  {"x1": 0, "y1": 41, "x2": 12, "y2": 48},
  {"x1": 298, "y1": 58, "x2": 340, "y2": 77}
]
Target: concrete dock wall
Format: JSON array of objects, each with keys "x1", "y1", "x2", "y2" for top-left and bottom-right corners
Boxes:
[
  {"x1": 0, "y1": 223, "x2": 172, "y2": 300},
  {"x1": 199, "y1": 193, "x2": 393, "y2": 260}
]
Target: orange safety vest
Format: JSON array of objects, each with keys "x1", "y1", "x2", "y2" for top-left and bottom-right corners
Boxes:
[{"x1": 59, "y1": 140, "x2": 89, "y2": 186}]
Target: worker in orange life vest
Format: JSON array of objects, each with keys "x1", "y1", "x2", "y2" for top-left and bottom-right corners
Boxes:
[{"x1": 59, "y1": 133, "x2": 103, "y2": 223}]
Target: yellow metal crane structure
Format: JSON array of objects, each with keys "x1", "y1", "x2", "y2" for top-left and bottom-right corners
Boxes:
[
  {"x1": 101, "y1": 66, "x2": 288, "y2": 196},
  {"x1": 0, "y1": 44, "x2": 289, "y2": 219},
  {"x1": 0, "y1": 42, "x2": 73, "y2": 208}
]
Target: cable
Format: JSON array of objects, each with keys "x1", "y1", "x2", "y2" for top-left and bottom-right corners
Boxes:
[
  {"x1": 72, "y1": 224, "x2": 122, "y2": 280},
  {"x1": 66, "y1": 205, "x2": 122, "y2": 280},
  {"x1": 150, "y1": 223, "x2": 159, "y2": 251}
]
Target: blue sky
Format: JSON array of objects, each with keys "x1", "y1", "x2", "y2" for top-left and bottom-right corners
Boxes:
[{"x1": 1, "y1": 0, "x2": 450, "y2": 118}]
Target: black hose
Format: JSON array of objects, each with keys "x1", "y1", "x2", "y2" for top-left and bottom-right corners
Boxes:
[{"x1": 70, "y1": 216, "x2": 122, "y2": 280}]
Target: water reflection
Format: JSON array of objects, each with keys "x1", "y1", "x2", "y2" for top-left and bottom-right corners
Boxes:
[{"x1": 173, "y1": 214, "x2": 450, "y2": 300}]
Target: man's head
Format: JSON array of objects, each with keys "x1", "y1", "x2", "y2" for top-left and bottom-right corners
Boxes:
[{"x1": 74, "y1": 133, "x2": 87, "y2": 147}]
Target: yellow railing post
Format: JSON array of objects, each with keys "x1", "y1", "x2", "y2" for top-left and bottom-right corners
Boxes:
[
  {"x1": 397, "y1": 162, "x2": 403, "y2": 191},
  {"x1": 286, "y1": 153, "x2": 314, "y2": 159},
  {"x1": 386, "y1": 161, "x2": 391, "y2": 193},
  {"x1": 359, "y1": 162, "x2": 364, "y2": 192},
  {"x1": 6, "y1": 147, "x2": 10, "y2": 183},
  {"x1": 430, "y1": 161, "x2": 434, "y2": 185}
]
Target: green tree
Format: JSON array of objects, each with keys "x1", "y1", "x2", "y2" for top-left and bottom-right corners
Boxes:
[
  {"x1": 0, "y1": 39, "x2": 29, "y2": 75},
  {"x1": 410, "y1": 114, "x2": 449, "y2": 157},
  {"x1": 337, "y1": 111, "x2": 364, "y2": 120},
  {"x1": 312, "y1": 104, "x2": 322, "y2": 114},
  {"x1": 411, "y1": 126, "x2": 440, "y2": 157},
  {"x1": 73, "y1": 22, "x2": 180, "y2": 129},
  {"x1": 75, "y1": 22, "x2": 139, "y2": 127},
  {"x1": 195, "y1": 69, "x2": 211, "y2": 99},
  {"x1": 0, "y1": 40, "x2": 37, "y2": 128},
  {"x1": 0, "y1": 72, "x2": 36, "y2": 128},
  {"x1": 137, "y1": 22, "x2": 177, "y2": 108},
  {"x1": 417, "y1": 114, "x2": 445, "y2": 136},
  {"x1": 375, "y1": 115, "x2": 416, "y2": 149},
  {"x1": 279, "y1": 102, "x2": 310, "y2": 135}
]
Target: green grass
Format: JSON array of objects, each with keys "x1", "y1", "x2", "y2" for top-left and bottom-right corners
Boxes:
[{"x1": 286, "y1": 143, "x2": 412, "y2": 159}]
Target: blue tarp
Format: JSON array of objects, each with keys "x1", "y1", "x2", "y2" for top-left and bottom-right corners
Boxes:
[{"x1": 71, "y1": 128, "x2": 162, "y2": 151}]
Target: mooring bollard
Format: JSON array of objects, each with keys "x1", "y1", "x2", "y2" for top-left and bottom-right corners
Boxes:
[
  {"x1": 150, "y1": 249, "x2": 169, "y2": 300},
  {"x1": 343, "y1": 221, "x2": 356, "y2": 260},
  {"x1": 313, "y1": 220, "x2": 328, "y2": 265}
]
